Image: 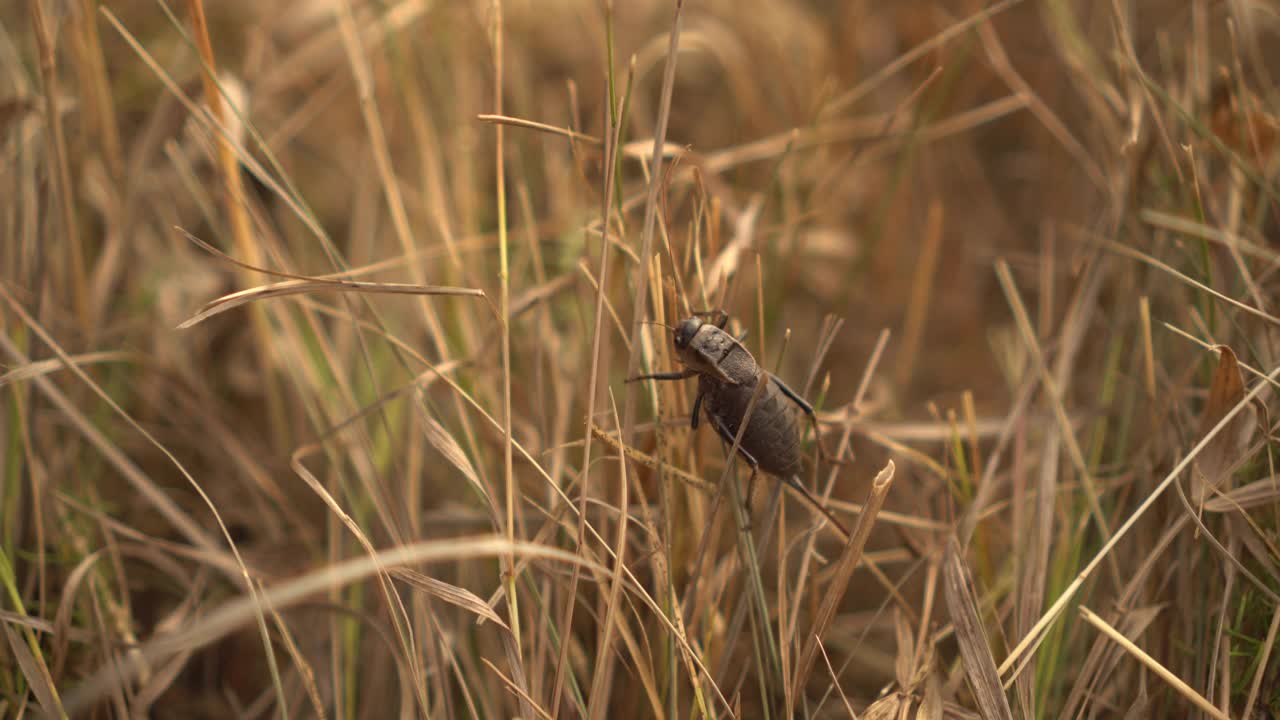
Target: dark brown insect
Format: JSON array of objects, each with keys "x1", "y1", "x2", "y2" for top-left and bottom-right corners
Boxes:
[{"x1": 632, "y1": 311, "x2": 849, "y2": 537}]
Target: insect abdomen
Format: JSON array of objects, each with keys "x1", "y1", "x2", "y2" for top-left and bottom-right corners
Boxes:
[{"x1": 701, "y1": 373, "x2": 804, "y2": 477}]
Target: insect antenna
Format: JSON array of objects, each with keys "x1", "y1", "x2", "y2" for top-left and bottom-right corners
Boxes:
[{"x1": 638, "y1": 320, "x2": 677, "y2": 332}]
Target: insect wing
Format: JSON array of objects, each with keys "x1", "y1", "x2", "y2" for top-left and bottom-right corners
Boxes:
[{"x1": 689, "y1": 326, "x2": 736, "y2": 383}]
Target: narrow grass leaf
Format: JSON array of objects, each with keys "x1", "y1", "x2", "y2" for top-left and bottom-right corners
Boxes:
[
  {"x1": 1078, "y1": 605, "x2": 1228, "y2": 720},
  {"x1": 179, "y1": 278, "x2": 484, "y2": 328},
  {"x1": 792, "y1": 460, "x2": 895, "y2": 697},
  {"x1": 942, "y1": 535, "x2": 1012, "y2": 720},
  {"x1": 1204, "y1": 475, "x2": 1280, "y2": 512},
  {"x1": 0, "y1": 612, "x2": 55, "y2": 634},
  {"x1": 0, "y1": 351, "x2": 136, "y2": 388},
  {"x1": 392, "y1": 568, "x2": 508, "y2": 629},
  {"x1": 134, "y1": 649, "x2": 194, "y2": 713},
  {"x1": 1, "y1": 622, "x2": 63, "y2": 716},
  {"x1": 415, "y1": 398, "x2": 492, "y2": 513}
]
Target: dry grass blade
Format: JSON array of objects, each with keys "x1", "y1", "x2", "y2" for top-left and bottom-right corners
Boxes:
[
  {"x1": 30, "y1": 0, "x2": 89, "y2": 331},
  {"x1": 1172, "y1": 481, "x2": 1279, "y2": 605},
  {"x1": 0, "y1": 293, "x2": 230, "y2": 567},
  {"x1": 894, "y1": 606, "x2": 915, "y2": 689},
  {"x1": 1, "y1": 622, "x2": 63, "y2": 715},
  {"x1": 391, "y1": 569, "x2": 508, "y2": 629},
  {"x1": 0, "y1": 351, "x2": 136, "y2": 388},
  {"x1": 1060, "y1": 603, "x2": 1166, "y2": 718},
  {"x1": 587, "y1": 422, "x2": 715, "y2": 494},
  {"x1": 895, "y1": 200, "x2": 944, "y2": 388},
  {"x1": 792, "y1": 459, "x2": 896, "y2": 697},
  {"x1": 133, "y1": 649, "x2": 195, "y2": 714},
  {"x1": 997, "y1": 364, "x2": 1280, "y2": 682},
  {"x1": 476, "y1": 113, "x2": 601, "y2": 144},
  {"x1": 1244, "y1": 597, "x2": 1280, "y2": 718},
  {"x1": 975, "y1": 12, "x2": 1106, "y2": 190},
  {"x1": 63, "y1": 537, "x2": 609, "y2": 714},
  {"x1": 817, "y1": 636, "x2": 856, "y2": 718},
  {"x1": 823, "y1": 0, "x2": 1025, "y2": 115},
  {"x1": 1105, "y1": 240, "x2": 1280, "y2": 327},
  {"x1": 1203, "y1": 476, "x2": 1280, "y2": 512},
  {"x1": 0, "y1": 612, "x2": 54, "y2": 635},
  {"x1": 1140, "y1": 209, "x2": 1280, "y2": 264},
  {"x1": 178, "y1": 278, "x2": 484, "y2": 329},
  {"x1": 586, "y1": 392, "x2": 631, "y2": 720},
  {"x1": 617, "y1": 0, "x2": 684, "y2": 473},
  {"x1": 259, "y1": 592, "x2": 326, "y2": 720},
  {"x1": 481, "y1": 657, "x2": 556, "y2": 720},
  {"x1": 919, "y1": 671, "x2": 943, "y2": 720},
  {"x1": 19, "y1": 1, "x2": 1280, "y2": 716},
  {"x1": 555, "y1": 32, "x2": 633, "y2": 719},
  {"x1": 510, "y1": 272, "x2": 576, "y2": 317},
  {"x1": 415, "y1": 398, "x2": 493, "y2": 513},
  {"x1": 1077, "y1": 605, "x2": 1228, "y2": 720},
  {"x1": 995, "y1": 259, "x2": 1118, "y2": 581},
  {"x1": 942, "y1": 535, "x2": 1013, "y2": 720}
]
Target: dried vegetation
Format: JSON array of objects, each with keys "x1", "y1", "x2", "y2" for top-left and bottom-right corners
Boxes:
[{"x1": 3, "y1": 0, "x2": 1280, "y2": 717}]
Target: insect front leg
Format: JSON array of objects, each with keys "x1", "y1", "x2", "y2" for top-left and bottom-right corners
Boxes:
[
  {"x1": 628, "y1": 368, "x2": 697, "y2": 383},
  {"x1": 691, "y1": 391, "x2": 704, "y2": 430},
  {"x1": 768, "y1": 372, "x2": 850, "y2": 465}
]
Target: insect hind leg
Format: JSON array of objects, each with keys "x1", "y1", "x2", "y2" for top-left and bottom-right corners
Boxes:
[
  {"x1": 767, "y1": 372, "x2": 850, "y2": 465},
  {"x1": 782, "y1": 473, "x2": 851, "y2": 540},
  {"x1": 705, "y1": 410, "x2": 762, "y2": 531},
  {"x1": 705, "y1": 410, "x2": 761, "y2": 469},
  {"x1": 705, "y1": 407, "x2": 846, "y2": 539}
]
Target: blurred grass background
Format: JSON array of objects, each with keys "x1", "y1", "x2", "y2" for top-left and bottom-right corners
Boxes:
[{"x1": 3, "y1": 0, "x2": 1280, "y2": 717}]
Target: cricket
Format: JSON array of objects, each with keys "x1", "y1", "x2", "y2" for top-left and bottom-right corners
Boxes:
[{"x1": 631, "y1": 310, "x2": 851, "y2": 538}]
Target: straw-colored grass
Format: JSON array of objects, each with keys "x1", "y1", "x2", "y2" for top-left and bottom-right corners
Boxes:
[{"x1": 4, "y1": 0, "x2": 1280, "y2": 717}]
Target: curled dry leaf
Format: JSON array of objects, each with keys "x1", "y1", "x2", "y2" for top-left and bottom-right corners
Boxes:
[
  {"x1": 1209, "y1": 72, "x2": 1278, "y2": 163},
  {"x1": 860, "y1": 692, "x2": 906, "y2": 719},
  {"x1": 1192, "y1": 345, "x2": 1255, "y2": 505}
]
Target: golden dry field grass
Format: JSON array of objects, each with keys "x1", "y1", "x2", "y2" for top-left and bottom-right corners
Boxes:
[{"x1": 4, "y1": 0, "x2": 1280, "y2": 717}]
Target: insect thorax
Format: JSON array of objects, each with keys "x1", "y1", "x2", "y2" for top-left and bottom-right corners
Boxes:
[{"x1": 686, "y1": 325, "x2": 758, "y2": 384}]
